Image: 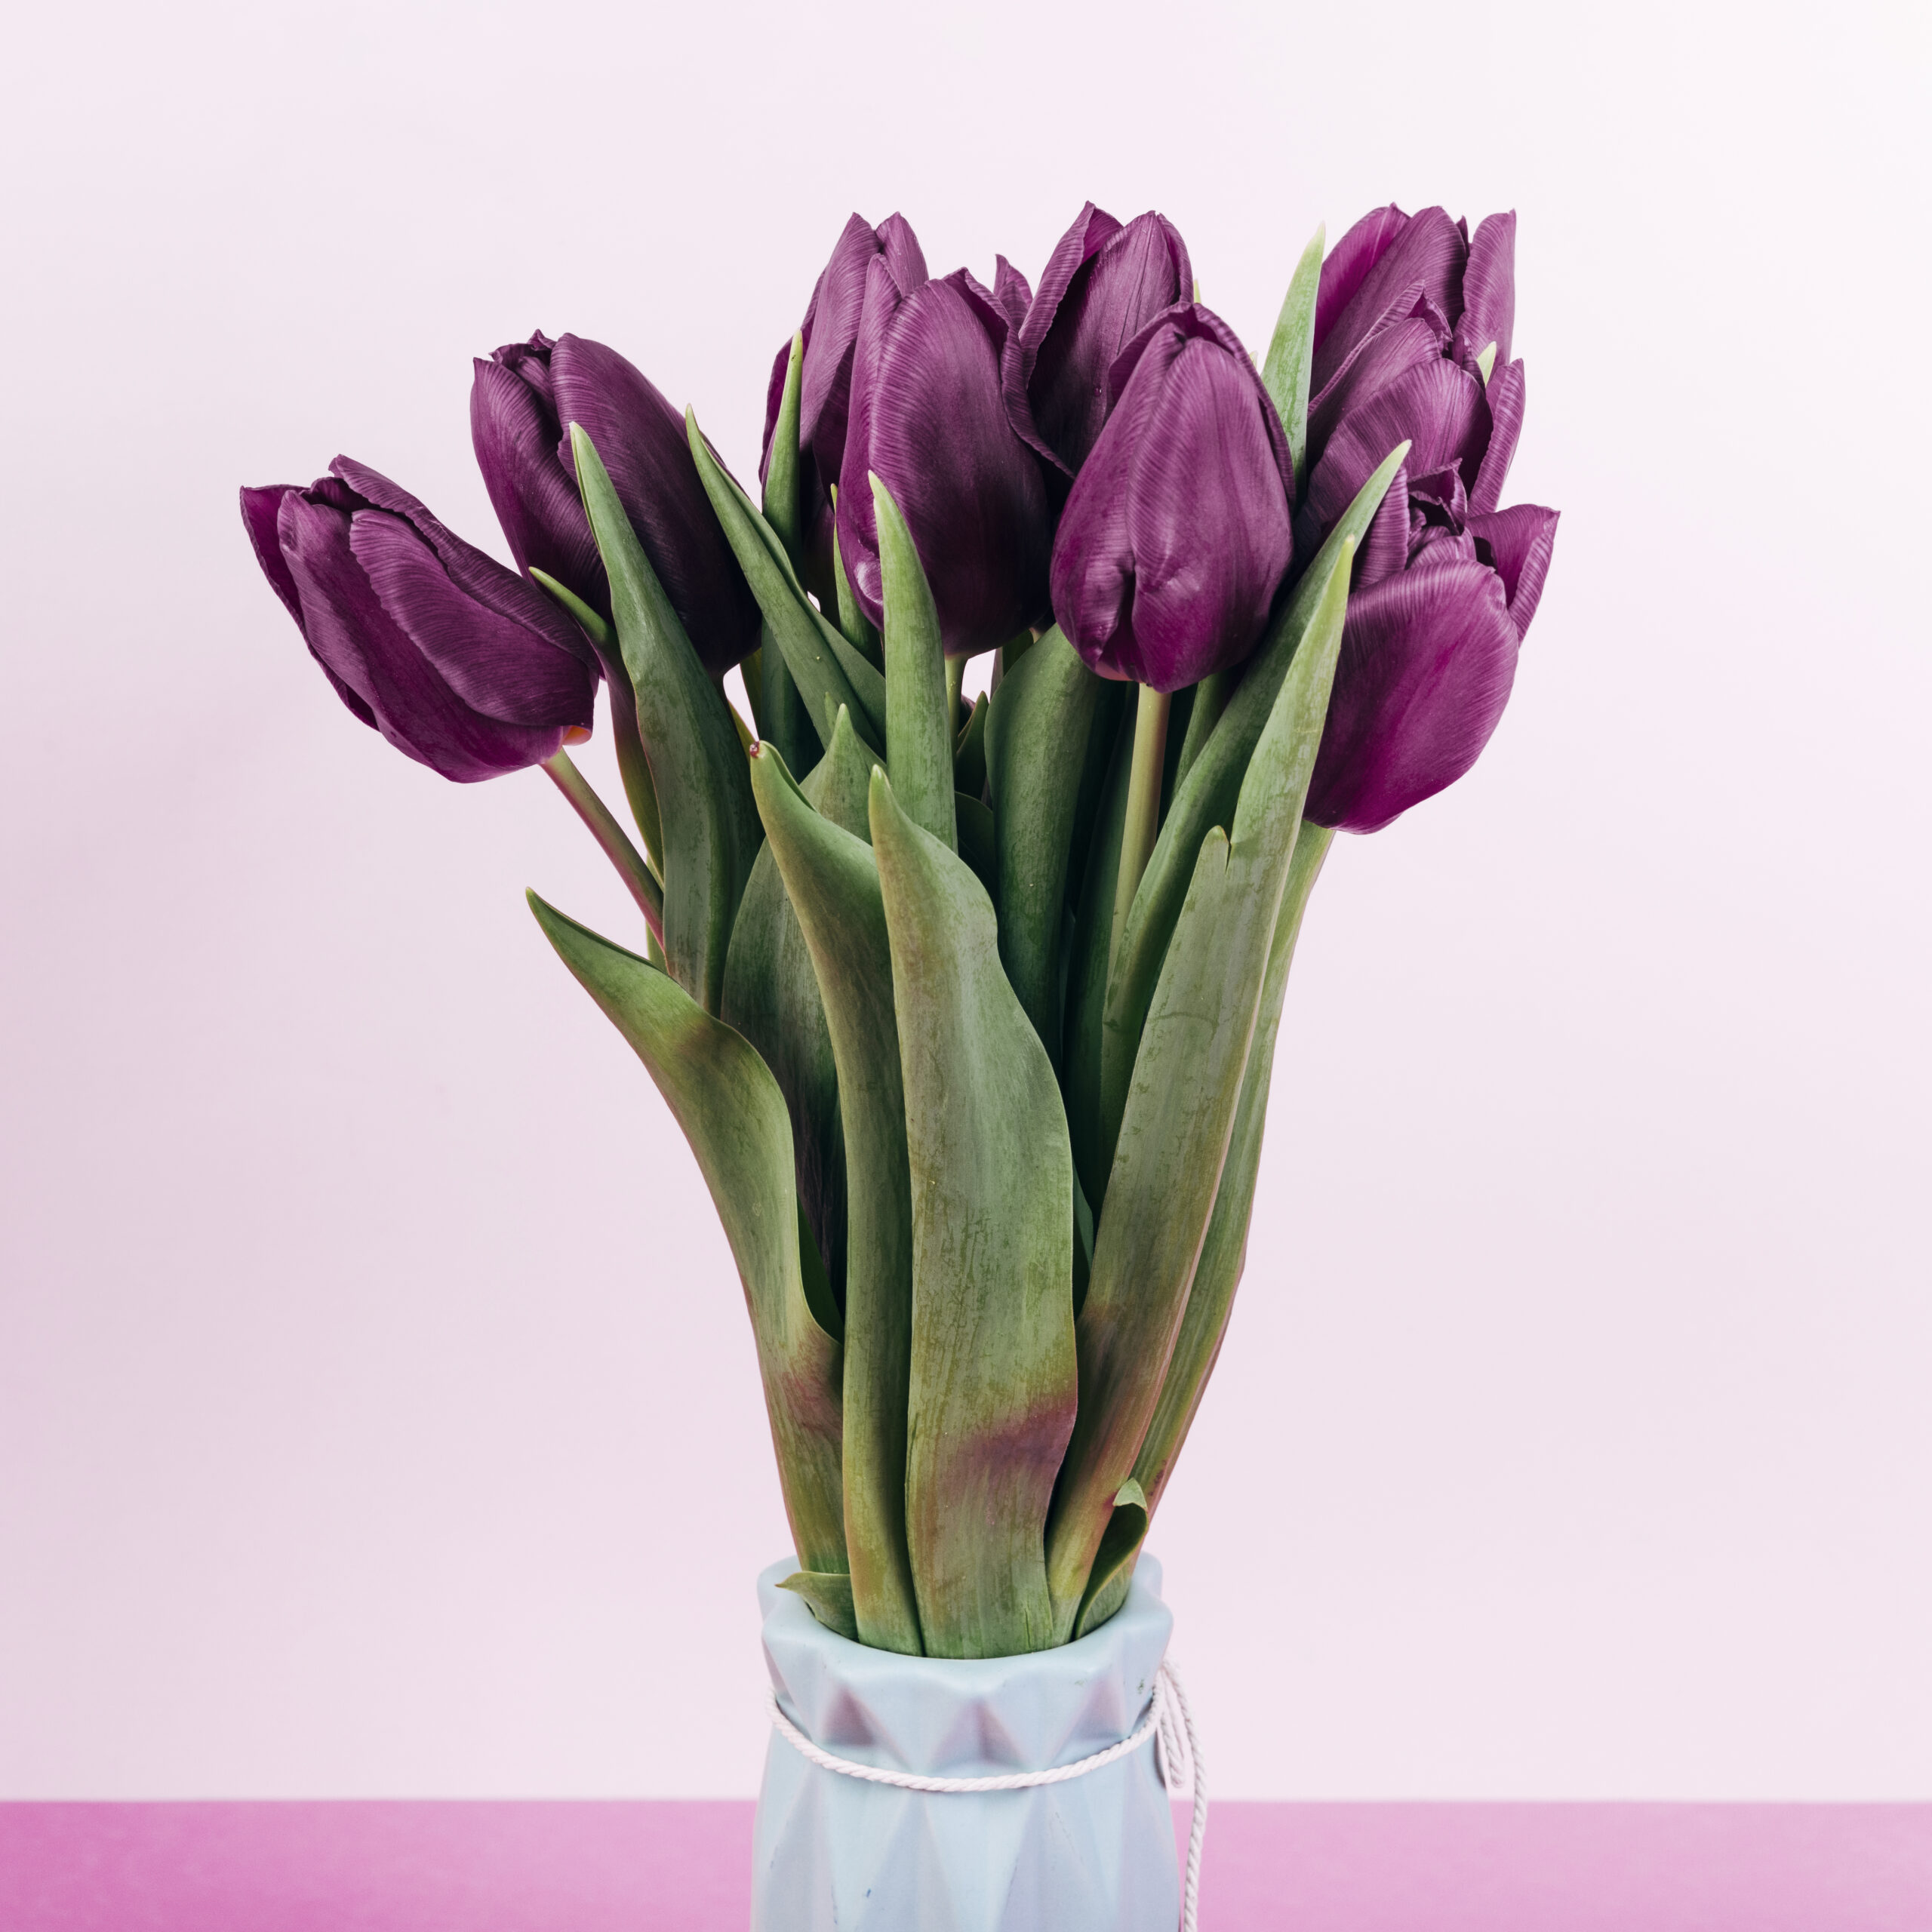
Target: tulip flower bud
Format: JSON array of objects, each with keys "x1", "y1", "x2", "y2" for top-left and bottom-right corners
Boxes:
[
  {"x1": 1049, "y1": 303, "x2": 1295, "y2": 694},
  {"x1": 1005, "y1": 204, "x2": 1192, "y2": 481},
  {"x1": 240, "y1": 459, "x2": 598, "y2": 782},
  {"x1": 837, "y1": 259, "x2": 1053, "y2": 658},
  {"x1": 471, "y1": 331, "x2": 761, "y2": 677},
  {"x1": 758, "y1": 213, "x2": 928, "y2": 580}
]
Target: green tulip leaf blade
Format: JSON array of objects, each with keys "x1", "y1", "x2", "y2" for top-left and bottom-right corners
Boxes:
[
  {"x1": 1261, "y1": 222, "x2": 1327, "y2": 483},
  {"x1": 572, "y1": 426, "x2": 758, "y2": 1016},
  {"x1": 779, "y1": 1570, "x2": 860, "y2": 1643},
  {"x1": 872, "y1": 472, "x2": 955, "y2": 851},
  {"x1": 832, "y1": 512, "x2": 883, "y2": 666},
  {"x1": 1094, "y1": 444, "x2": 1405, "y2": 1195},
  {"x1": 763, "y1": 332, "x2": 806, "y2": 559},
  {"x1": 869, "y1": 769, "x2": 1078, "y2": 1659},
  {"x1": 953, "y1": 792, "x2": 998, "y2": 902},
  {"x1": 1045, "y1": 551, "x2": 1349, "y2": 1639},
  {"x1": 1072, "y1": 1479, "x2": 1148, "y2": 1641},
  {"x1": 685, "y1": 409, "x2": 886, "y2": 752},
  {"x1": 984, "y1": 625, "x2": 1103, "y2": 1068},
  {"x1": 527, "y1": 892, "x2": 845, "y2": 1575},
  {"x1": 1132, "y1": 821, "x2": 1334, "y2": 1518},
  {"x1": 1063, "y1": 698, "x2": 1135, "y2": 1211},
  {"x1": 953, "y1": 693, "x2": 988, "y2": 801},
  {"x1": 749, "y1": 740, "x2": 922, "y2": 1656}
]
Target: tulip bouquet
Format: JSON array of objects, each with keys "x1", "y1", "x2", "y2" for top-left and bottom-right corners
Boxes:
[{"x1": 243, "y1": 202, "x2": 1556, "y2": 1661}]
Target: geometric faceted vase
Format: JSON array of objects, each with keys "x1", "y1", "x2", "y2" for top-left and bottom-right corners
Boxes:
[{"x1": 752, "y1": 1556, "x2": 1182, "y2": 1930}]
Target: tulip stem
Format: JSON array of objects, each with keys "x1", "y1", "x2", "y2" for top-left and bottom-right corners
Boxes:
[
  {"x1": 1109, "y1": 684, "x2": 1172, "y2": 974},
  {"x1": 946, "y1": 657, "x2": 966, "y2": 739},
  {"x1": 542, "y1": 749, "x2": 664, "y2": 946}
]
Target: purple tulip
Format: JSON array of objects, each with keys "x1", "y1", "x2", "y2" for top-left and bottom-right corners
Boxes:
[
  {"x1": 836, "y1": 257, "x2": 1053, "y2": 658},
  {"x1": 240, "y1": 459, "x2": 598, "y2": 783},
  {"x1": 1004, "y1": 204, "x2": 1192, "y2": 481},
  {"x1": 758, "y1": 213, "x2": 928, "y2": 579},
  {"x1": 471, "y1": 331, "x2": 761, "y2": 677},
  {"x1": 1290, "y1": 203, "x2": 1557, "y2": 832},
  {"x1": 1048, "y1": 303, "x2": 1294, "y2": 694}
]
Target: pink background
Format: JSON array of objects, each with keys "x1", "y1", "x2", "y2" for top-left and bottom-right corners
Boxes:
[{"x1": 2, "y1": 0, "x2": 1927, "y2": 1807}]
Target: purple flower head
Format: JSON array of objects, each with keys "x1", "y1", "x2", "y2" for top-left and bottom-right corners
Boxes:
[
  {"x1": 1049, "y1": 303, "x2": 1295, "y2": 694},
  {"x1": 1005, "y1": 204, "x2": 1193, "y2": 483},
  {"x1": 836, "y1": 256, "x2": 1054, "y2": 659},
  {"x1": 1291, "y1": 203, "x2": 1555, "y2": 832},
  {"x1": 240, "y1": 460, "x2": 599, "y2": 783},
  {"x1": 758, "y1": 213, "x2": 928, "y2": 581},
  {"x1": 471, "y1": 331, "x2": 761, "y2": 677}
]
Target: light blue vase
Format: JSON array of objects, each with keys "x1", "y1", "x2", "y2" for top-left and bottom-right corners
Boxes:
[{"x1": 750, "y1": 1553, "x2": 1180, "y2": 1931}]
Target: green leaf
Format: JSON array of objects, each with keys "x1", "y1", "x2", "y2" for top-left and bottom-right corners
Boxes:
[
  {"x1": 1171, "y1": 668, "x2": 1228, "y2": 800},
  {"x1": 953, "y1": 792, "x2": 998, "y2": 902},
  {"x1": 1072, "y1": 1479, "x2": 1146, "y2": 1640},
  {"x1": 869, "y1": 770, "x2": 1078, "y2": 1658},
  {"x1": 685, "y1": 409, "x2": 886, "y2": 751},
  {"x1": 1132, "y1": 821, "x2": 1332, "y2": 1516},
  {"x1": 721, "y1": 832, "x2": 846, "y2": 1313},
  {"x1": 1260, "y1": 222, "x2": 1327, "y2": 484},
  {"x1": 749, "y1": 740, "x2": 922, "y2": 1656},
  {"x1": 1063, "y1": 700, "x2": 1134, "y2": 1211},
  {"x1": 952, "y1": 694, "x2": 987, "y2": 801},
  {"x1": 831, "y1": 511, "x2": 882, "y2": 667},
  {"x1": 528, "y1": 894, "x2": 845, "y2": 1575},
  {"x1": 1475, "y1": 340, "x2": 1499, "y2": 386},
  {"x1": 1044, "y1": 550, "x2": 1349, "y2": 1639},
  {"x1": 779, "y1": 1569, "x2": 859, "y2": 1642},
  {"x1": 872, "y1": 473, "x2": 954, "y2": 851},
  {"x1": 758, "y1": 625, "x2": 818, "y2": 778},
  {"x1": 763, "y1": 333, "x2": 806, "y2": 560},
  {"x1": 984, "y1": 626, "x2": 1103, "y2": 1067},
  {"x1": 1094, "y1": 443, "x2": 1406, "y2": 1195},
  {"x1": 573, "y1": 427, "x2": 758, "y2": 1016}
]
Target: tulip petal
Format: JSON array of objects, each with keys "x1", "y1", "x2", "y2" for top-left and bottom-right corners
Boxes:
[
  {"x1": 1453, "y1": 210, "x2": 1516, "y2": 369},
  {"x1": 334, "y1": 456, "x2": 598, "y2": 672},
  {"x1": 1307, "y1": 357, "x2": 1490, "y2": 533},
  {"x1": 1306, "y1": 559, "x2": 1519, "y2": 832},
  {"x1": 347, "y1": 510, "x2": 595, "y2": 728},
  {"x1": 239, "y1": 485, "x2": 303, "y2": 622},
  {"x1": 549, "y1": 334, "x2": 762, "y2": 677},
  {"x1": 1038, "y1": 212, "x2": 1194, "y2": 475},
  {"x1": 841, "y1": 264, "x2": 1052, "y2": 656},
  {"x1": 1355, "y1": 461, "x2": 1411, "y2": 589},
  {"x1": 278, "y1": 493, "x2": 561, "y2": 780},
  {"x1": 1312, "y1": 205, "x2": 1466, "y2": 395},
  {"x1": 1004, "y1": 201, "x2": 1122, "y2": 469},
  {"x1": 1470, "y1": 357, "x2": 1524, "y2": 515},
  {"x1": 1467, "y1": 504, "x2": 1560, "y2": 639},
  {"x1": 241, "y1": 483, "x2": 379, "y2": 730},
  {"x1": 470, "y1": 356, "x2": 605, "y2": 615},
  {"x1": 1305, "y1": 308, "x2": 1449, "y2": 468},
  {"x1": 1313, "y1": 202, "x2": 1407, "y2": 353}
]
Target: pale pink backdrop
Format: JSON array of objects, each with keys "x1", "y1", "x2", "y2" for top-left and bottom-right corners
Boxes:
[{"x1": 2, "y1": 0, "x2": 1926, "y2": 1801}]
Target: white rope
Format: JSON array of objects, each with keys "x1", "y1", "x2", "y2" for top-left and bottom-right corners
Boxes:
[{"x1": 768, "y1": 1657, "x2": 1208, "y2": 1930}]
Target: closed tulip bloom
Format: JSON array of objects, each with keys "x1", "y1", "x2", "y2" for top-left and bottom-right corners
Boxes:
[
  {"x1": 240, "y1": 459, "x2": 598, "y2": 782},
  {"x1": 1005, "y1": 204, "x2": 1192, "y2": 480},
  {"x1": 471, "y1": 331, "x2": 761, "y2": 676},
  {"x1": 758, "y1": 212, "x2": 928, "y2": 576},
  {"x1": 1049, "y1": 303, "x2": 1294, "y2": 694},
  {"x1": 837, "y1": 257, "x2": 1053, "y2": 657}
]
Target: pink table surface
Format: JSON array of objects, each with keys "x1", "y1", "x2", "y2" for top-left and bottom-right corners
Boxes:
[{"x1": 3, "y1": 1800, "x2": 1926, "y2": 1930}]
